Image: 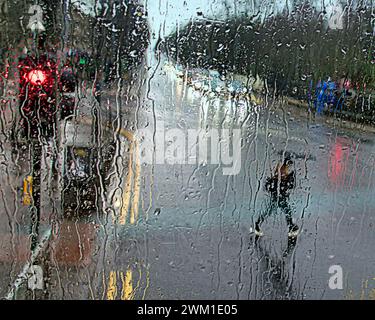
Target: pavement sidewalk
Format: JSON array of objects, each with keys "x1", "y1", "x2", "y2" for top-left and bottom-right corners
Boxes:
[{"x1": 284, "y1": 96, "x2": 375, "y2": 134}]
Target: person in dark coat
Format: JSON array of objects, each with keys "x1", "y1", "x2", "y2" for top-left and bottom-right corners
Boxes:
[{"x1": 255, "y1": 152, "x2": 299, "y2": 240}]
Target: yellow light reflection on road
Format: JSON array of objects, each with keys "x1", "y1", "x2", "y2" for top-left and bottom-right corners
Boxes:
[
  {"x1": 106, "y1": 270, "x2": 134, "y2": 300},
  {"x1": 117, "y1": 129, "x2": 141, "y2": 225},
  {"x1": 23, "y1": 175, "x2": 33, "y2": 206},
  {"x1": 106, "y1": 271, "x2": 117, "y2": 300},
  {"x1": 121, "y1": 270, "x2": 133, "y2": 300},
  {"x1": 130, "y1": 140, "x2": 141, "y2": 224},
  {"x1": 119, "y1": 142, "x2": 134, "y2": 225}
]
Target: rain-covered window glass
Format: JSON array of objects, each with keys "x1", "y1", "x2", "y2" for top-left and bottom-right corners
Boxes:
[{"x1": 0, "y1": 0, "x2": 374, "y2": 301}]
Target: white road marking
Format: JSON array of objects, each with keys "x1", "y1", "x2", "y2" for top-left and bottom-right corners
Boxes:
[{"x1": 4, "y1": 228, "x2": 52, "y2": 300}]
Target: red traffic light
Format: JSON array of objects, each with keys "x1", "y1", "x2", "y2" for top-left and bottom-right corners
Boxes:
[{"x1": 26, "y1": 69, "x2": 47, "y2": 85}]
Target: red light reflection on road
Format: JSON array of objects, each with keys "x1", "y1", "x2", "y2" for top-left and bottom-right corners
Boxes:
[{"x1": 328, "y1": 137, "x2": 358, "y2": 190}]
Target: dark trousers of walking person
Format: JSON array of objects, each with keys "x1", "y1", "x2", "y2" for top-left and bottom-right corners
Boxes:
[{"x1": 255, "y1": 195, "x2": 298, "y2": 238}]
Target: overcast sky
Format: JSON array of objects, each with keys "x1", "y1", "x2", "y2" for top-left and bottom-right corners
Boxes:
[
  {"x1": 145, "y1": 0, "x2": 223, "y2": 40},
  {"x1": 144, "y1": 0, "x2": 353, "y2": 47},
  {"x1": 74, "y1": 0, "x2": 367, "y2": 48}
]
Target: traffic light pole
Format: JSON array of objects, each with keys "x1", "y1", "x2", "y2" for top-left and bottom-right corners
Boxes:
[
  {"x1": 30, "y1": 139, "x2": 42, "y2": 251},
  {"x1": 26, "y1": 0, "x2": 57, "y2": 251}
]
